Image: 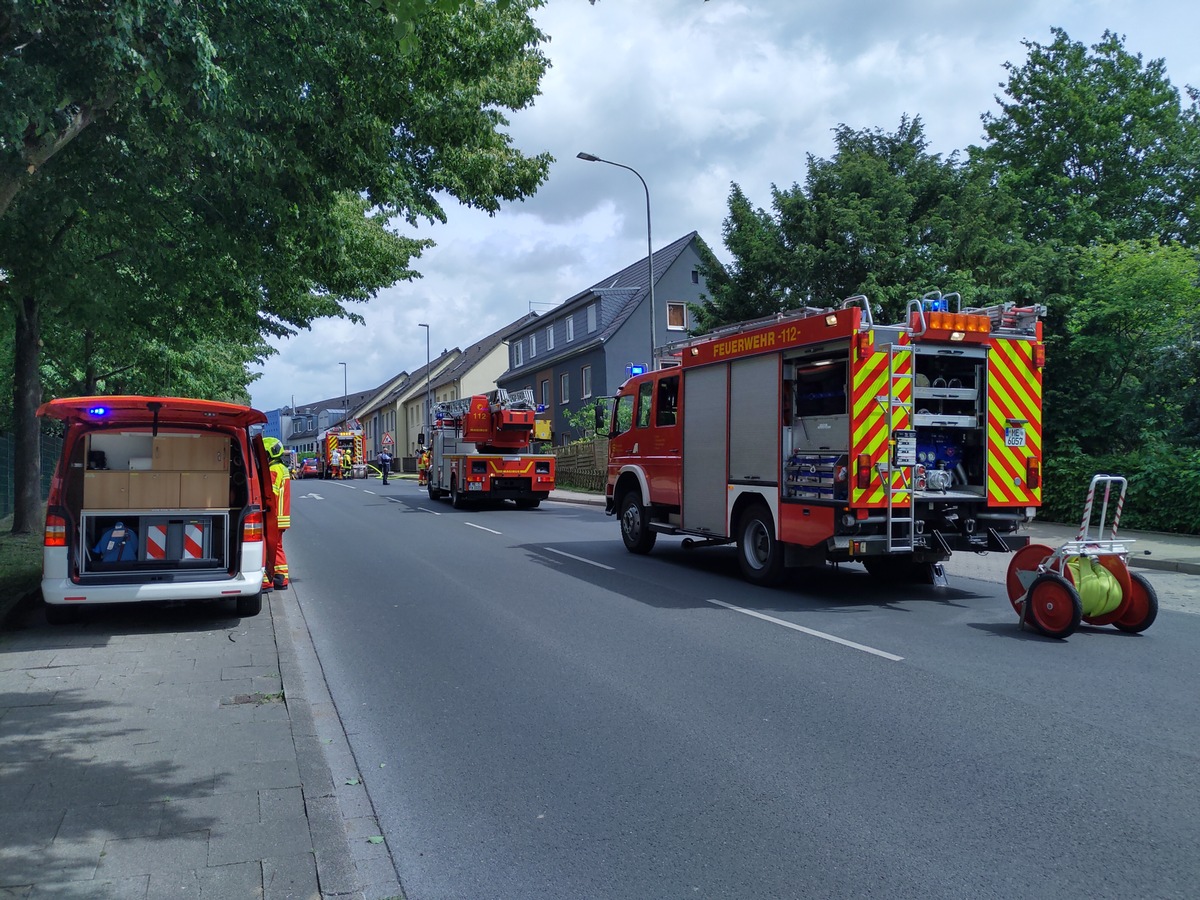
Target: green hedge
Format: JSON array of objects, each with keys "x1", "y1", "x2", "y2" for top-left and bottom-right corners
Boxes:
[{"x1": 1042, "y1": 444, "x2": 1200, "y2": 534}]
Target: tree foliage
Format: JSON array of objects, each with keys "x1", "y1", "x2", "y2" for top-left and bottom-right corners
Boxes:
[{"x1": 0, "y1": 0, "x2": 554, "y2": 531}]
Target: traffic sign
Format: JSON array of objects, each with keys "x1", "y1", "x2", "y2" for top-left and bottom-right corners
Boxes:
[{"x1": 381, "y1": 432, "x2": 393, "y2": 446}]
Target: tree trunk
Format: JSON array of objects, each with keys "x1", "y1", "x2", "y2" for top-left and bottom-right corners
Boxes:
[{"x1": 12, "y1": 292, "x2": 43, "y2": 534}]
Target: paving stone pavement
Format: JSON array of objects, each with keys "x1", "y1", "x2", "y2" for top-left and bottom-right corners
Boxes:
[{"x1": 0, "y1": 590, "x2": 404, "y2": 900}]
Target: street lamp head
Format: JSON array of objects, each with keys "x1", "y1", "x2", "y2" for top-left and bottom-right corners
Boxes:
[
  {"x1": 418, "y1": 323, "x2": 429, "y2": 328},
  {"x1": 576, "y1": 152, "x2": 600, "y2": 162}
]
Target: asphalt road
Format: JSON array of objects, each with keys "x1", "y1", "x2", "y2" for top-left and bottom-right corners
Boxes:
[{"x1": 286, "y1": 479, "x2": 1200, "y2": 900}]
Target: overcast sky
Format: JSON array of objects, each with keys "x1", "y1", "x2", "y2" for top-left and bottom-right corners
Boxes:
[{"x1": 248, "y1": 0, "x2": 1200, "y2": 411}]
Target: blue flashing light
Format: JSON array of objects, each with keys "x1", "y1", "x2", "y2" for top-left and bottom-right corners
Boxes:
[
  {"x1": 629, "y1": 365, "x2": 646, "y2": 377},
  {"x1": 87, "y1": 405, "x2": 109, "y2": 417}
]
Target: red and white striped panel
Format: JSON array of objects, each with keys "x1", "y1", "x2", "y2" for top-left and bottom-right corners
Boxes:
[
  {"x1": 183, "y1": 522, "x2": 206, "y2": 559},
  {"x1": 145, "y1": 524, "x2": 168, "y2": 560}
]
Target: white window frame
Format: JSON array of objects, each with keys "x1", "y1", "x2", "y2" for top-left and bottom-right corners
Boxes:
[
  {"x1": 514, "y1": 340, "x2": 524, "y2": 367},
  {"x1": 581, "y1": 365, "x2": 592, "y2": 399},
  {"x1": 667, "y1": 300, "x2": 687, "y2": 331},
  {"x1": 540, "y1": 379, "x2": 550, "y2": 407},
  {"x1": 530, "y1": 333, "x2": 537, "y2": 358},
  {"x1": 560, "y1": 373, "x2": 569, "y2": 404},
  {"x1": 546, "y1": 324, "x2": 555, "y2": 351},
  {"x1": 566, "y1": 316, "x2": 574, "y2": 342},
  {"x1": 587, "y1": 303, "x2": 597, "y2": 333}
]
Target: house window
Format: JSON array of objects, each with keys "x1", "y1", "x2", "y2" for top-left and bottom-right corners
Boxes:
[
  {"x1": 530, "y1": 333, "x2": 537, "y2": 358},
  {"x1": 566, "y1": 316, "x2": 574, "y2": 342},
  {"x1": 560, "y1": 373, "x2": 569, "y2": 404},
  {"x1": 667, "y1": 301, "x2": 687, "y2": 331},
  {"x1": 541, "y1": 379, "x2": 550, "y2": 407},
  {"x1": 546, "y1": 325, "x2": 555, "y2": 351},
  {"x1": 691, "y1": 269, "x2": 700, "y2": 284},
  {"x1": 587, "y1": 303, "x2": 597, "y2": 333},
  {"x1": 581, "y1": 365, "x2": 592, "y2": 399},
  {"x1": 514, "y1": 341, "x2": 523, "y2": 367}
]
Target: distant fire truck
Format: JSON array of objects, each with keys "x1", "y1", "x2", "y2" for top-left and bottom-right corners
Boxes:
[
  {"x1": 603, "y1": 292, "x2": 1045, "y2": 585},
  {"x1": 320, "y1": 427, "x2": 364, "y2": 479},
  {"x1": 428, "y1": 389, "x2": 556, "y2": 508}
]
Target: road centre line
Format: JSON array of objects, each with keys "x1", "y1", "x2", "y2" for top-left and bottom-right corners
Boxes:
[
  {"x1": 420, "y1": 507, "x2": 441, "y2": 515},
  {"x1": 465, "y1": 522, "x2": 502, "y2": 535},
  {"x1": 702, "y1": 598, "x2": 904, "y2": 662},
  {"x1": 363, "y1": 490, "x2": 376, "y2": 495},
  {"x1": 543, "y1": 547, "x2": 615, "y2": 571}
]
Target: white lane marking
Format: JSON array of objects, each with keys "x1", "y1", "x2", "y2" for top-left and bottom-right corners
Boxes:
[
  {"x1": 363, "y1": 490, "x2": 376, "y2": 495},
  {"x1": 702, "y1": 597, "x2": 904, "y2": 661},
  {"x1": 299, "y1": 493, "x2": 325, "y2": 500},
  {"x1": 386, "y1": 497, "x2": 404, "y2": 503},
  {"x1": 420, "y1": 508, "x2": 441, "y2": 515},
  {"x1": 465, "y1": 522, "x2": 502, "y2": 535},
  {"x1": 544, "y1": 547, "x2": 614, "y2": 571}
]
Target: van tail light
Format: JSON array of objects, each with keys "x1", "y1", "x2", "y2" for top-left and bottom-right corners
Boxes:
[
  {"x1": 856, "y1": 454, "x2": 872, "y2": 490},
  {"x1": 243, "y1": 510, "x2": 264, "y2": 543},
  {"x1": 45, "y1": 513, "x2": 67, "y2": 547},
  {"x1": 1026, "y1": 458, "x2": 1041, "y2": 490}
]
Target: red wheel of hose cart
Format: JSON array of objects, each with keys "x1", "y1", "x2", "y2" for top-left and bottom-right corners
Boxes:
[
  {"x1": 1025, "y1": 573, "x2": 1083, "y2": 639},
  {"x1": 1113, "y1": 571, "x2": 1159, "y2": 634},
  {"x1": 1081, "y1": 555, "x2": 1134, "y2": 626},
  {"x1": 1005, "y1": 544, "x2": 1055, "y2": 617}
]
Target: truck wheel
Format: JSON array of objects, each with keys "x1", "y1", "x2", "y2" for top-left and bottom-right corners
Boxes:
[
  {"x1": 619, "y1": 491, "x2": 656, "y2": 554},
  {"x1": 451, "y1": 477, "x2": 467, "y2": 509},
  {"x1": 737, "y1": 503, "x2": 785, "y2": 586},
  {"x1": 1113, "y1": 572, "x2": 1158, "y2": 633},
  {"x1": 1025, "y1": 573, "x2": 1081, "y2": 639},
  {"x1": 515, "y1": 498, "x2": 541, "y2": 509},
  {"x1": 428, "y1": 479, "x2": 442, "y2": 500},
  {"x1": 44, "y1": 602, "x2": 79, "y2": 626},
  {"x1": 236, "y1": 592, "x2": 263, "y2": 618}
]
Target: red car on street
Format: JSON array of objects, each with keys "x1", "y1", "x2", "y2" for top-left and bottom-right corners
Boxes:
[{"x1": 298, "y1": 458, "x2": 320, "y2": 479}]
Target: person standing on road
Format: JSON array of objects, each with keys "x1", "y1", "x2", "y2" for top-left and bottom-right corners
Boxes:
[
  {"x1": 330, "y1": 446, "x2": 342, "y2": 480},
  {"x1": 379, "y1": 449, "x2": 392, "y2": 485},
  {"x1": 262, "y1": 437, "x2": 292, "y2": 591},
  {"x1": 343, "y1": 446, "x2": 354, "y2": 479}
]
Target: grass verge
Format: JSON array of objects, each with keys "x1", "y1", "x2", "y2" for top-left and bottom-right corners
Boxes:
[{"x1": 0, "y1": 514, "x2": 42, "y2": 625}]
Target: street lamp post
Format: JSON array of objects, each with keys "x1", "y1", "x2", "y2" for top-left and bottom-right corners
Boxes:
[
  {"x1": 418, "y1": 323, "x2": 431, "y2": 448},
  {"x1": 338, "y1": 361, "x2": 348, "y2": 429},
  {"x1": 577, "y1": 151, "x2": 656, "y2": 367}
]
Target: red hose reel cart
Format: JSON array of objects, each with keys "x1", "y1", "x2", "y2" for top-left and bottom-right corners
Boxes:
[{"x1": 1006, "y1": 475, "x2": 1158, "y2": 639}]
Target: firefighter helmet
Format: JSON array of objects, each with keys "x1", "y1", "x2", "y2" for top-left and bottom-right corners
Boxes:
[{"x1": 263, "y1": 437, "x2": 284, "y2": 462}]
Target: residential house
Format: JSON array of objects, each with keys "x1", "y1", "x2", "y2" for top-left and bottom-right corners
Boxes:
[
  {"x1": 424, "y1": 311, "x2": 541, "y2": 414},
  {"x1": 354, "y1": 350, "x2": 461, "y2": 463},
  {"x1": 497, "y1": 231, "x2": 711, "y2": 444}
]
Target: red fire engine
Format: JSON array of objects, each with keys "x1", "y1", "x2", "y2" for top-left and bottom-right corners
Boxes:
[
  {"x1": 603, "y1": 292, "x2": 1045, "y2": 585},
  {"x1": 428, "y1": 389, "x2": 556, "y2": 508}
]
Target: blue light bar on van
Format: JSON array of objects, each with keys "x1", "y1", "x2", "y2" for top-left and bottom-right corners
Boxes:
[{"x1": 86, "y1": 406, "x2": 109, "y2": 417}]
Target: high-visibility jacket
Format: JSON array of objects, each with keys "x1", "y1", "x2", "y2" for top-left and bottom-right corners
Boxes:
[{"x1": 270, "y1": 461, "x2": 292, "y2": 529}]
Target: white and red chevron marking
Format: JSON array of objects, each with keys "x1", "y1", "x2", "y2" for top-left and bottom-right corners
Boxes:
[
  {"x1": 146, "y1": 524, "x2": 167, "y2": 560},
  {"x1": 183, "y1": 522, "x2": 205, "y2": 559}
]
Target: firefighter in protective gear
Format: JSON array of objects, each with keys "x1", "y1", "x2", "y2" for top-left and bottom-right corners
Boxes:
[
  {"x1": 263, "y1": 437, "x2": 292, "y2": 591},
  {"x1": 418, "y1": 446, "x2": 431, "y2": 486}
]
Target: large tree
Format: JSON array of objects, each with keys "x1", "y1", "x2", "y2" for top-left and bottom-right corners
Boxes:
[
  {"x1": 975, "y1": 27, "x2": 1200, "y2": 248},
  {"x1": 1, "y1": 0, "x2": 553, "y2": 532}
]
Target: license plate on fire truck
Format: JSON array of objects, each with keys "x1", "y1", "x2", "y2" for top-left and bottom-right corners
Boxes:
[
  {"x1": 469, "y1": 482, "x2": 483, "y2": 491},
  {"x1": 1004, "y1": 426, "x2": 1026, "y2": 447}
]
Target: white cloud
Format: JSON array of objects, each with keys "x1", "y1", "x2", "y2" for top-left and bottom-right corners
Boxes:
[{"x1": 250, "y1": 0, "x2": 1200, "y2": 410}]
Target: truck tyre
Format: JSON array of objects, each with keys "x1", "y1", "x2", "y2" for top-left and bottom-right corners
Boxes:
[
  {"x1": 236, "y1": 592, "x2": 263, "y2": 618},
  {"x1": 619, "y1": 491, "x2": 656, "y2": 554},
  {"x1": 44, "y1": 602, "x2": 79, "y2": 626},
  {"x1": 428, "y1": 479, "x2": 442, "y2": 500},
  {"x1": 737, "y1": 503, "x2": 785, "y2": 587},
  {"x1": 515, "y1": 498, "x2": 541, "y2": 509},
  {"x1": 451, "y1": 477, "x2": 467, "y2": 509}
]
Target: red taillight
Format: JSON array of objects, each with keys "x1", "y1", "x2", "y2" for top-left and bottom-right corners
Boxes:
[
  {"x1": 44, "y1": 513, "x2": 67, "y2": 547},
  {"x1": 856, "y1": 454, "x2": 872, "y2": 490},
  {"x1": 1027, "y1": 458, "x2": 1041, "y2": 490},
  {"x1": 243, "y1": 511, "x2": 264, "y2": 543},
  {"x1": 855, "y1": 332, "x2": 872, "y2": 357},
  {"x1": 1033, "y1": 345, "x2": 1046, "y2": 369}
]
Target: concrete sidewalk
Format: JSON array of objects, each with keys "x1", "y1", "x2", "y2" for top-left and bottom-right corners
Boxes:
[{"x1": 0, "y1": 591, "x2": 401, "y2": 900}]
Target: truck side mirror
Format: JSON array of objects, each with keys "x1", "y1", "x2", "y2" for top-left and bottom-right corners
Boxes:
[{"x1": 594, "y1": 398, "x2": 613, "y2": 437}]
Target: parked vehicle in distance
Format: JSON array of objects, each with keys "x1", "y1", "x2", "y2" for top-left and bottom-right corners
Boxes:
[
  {"x1": 299, "y1": 457, "x2": 320, "y2": 479},
  {"x1": 38, "y1": 396, "x2": 274, "y2": 622}
]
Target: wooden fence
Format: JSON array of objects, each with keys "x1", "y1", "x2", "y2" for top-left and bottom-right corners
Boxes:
[{"x1": 551, "y1": 438, "x2": 608, "y2": 493}]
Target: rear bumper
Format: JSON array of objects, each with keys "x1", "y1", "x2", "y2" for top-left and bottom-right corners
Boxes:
[{"x1": 41, "y1": 545, "x2": 265, "y2": 604}]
